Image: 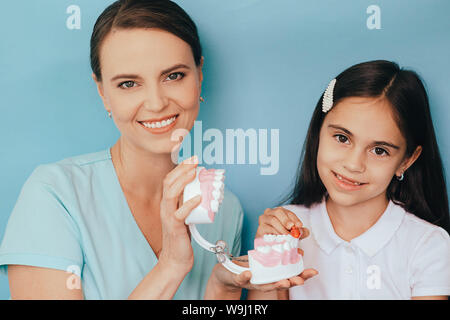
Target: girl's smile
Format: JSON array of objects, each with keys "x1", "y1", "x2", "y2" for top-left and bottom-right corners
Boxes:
[
  {"x1": 332, "y1": 171, "x2": 368, "y2": 191},
  {"x1": 317, "y1": 96, "x2": 408, "y2": 208}
]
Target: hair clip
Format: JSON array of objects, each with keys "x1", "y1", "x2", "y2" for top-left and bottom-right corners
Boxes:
[{"x1": 322, "y1": 78, "x2": 337, "y2": 113}]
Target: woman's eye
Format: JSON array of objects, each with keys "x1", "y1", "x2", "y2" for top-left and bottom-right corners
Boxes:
[
  {"x1": 334, "y1": 134, "x2": 349, "y2": 144},
  {"x1": 118, "y1": 81, "x2": 137, "y2": 89},
  {"x1": 165, "y1": 72, "x2": 185, "y2": 81},
  {"x1": 372, "y1": 147, "x2": 389, "y2": 156}
]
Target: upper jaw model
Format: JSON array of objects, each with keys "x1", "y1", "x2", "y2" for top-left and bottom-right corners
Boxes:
[{"x1": 183, "y1": 167, "x2": 225, "y2": 224}]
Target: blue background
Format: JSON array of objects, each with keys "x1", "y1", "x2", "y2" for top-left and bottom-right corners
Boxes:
[{"x1": 1, "y1": 0, "x2": 449, "y2": 299}]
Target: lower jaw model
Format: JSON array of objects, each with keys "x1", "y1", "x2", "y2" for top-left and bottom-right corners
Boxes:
[
  {"x1": 184, "y1": 166, "x2": 304, "y2": 284},
  {"x1": 248, "y1": 232, "x2": 303, "y2": 284}
]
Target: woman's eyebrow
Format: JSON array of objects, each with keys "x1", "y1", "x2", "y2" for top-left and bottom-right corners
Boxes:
[
  {"x1": 328, "y1": 124, "x2": 400, "y2": 149},
  {"x1": 109, "y1": 64, "x2": 191, "y2": 82},
  {"x1": 110, "y1": 74, "x2": 142, "y2": 82},
  {"x1": 160, "y1": 63, "x2": 190, "y2": 76}
]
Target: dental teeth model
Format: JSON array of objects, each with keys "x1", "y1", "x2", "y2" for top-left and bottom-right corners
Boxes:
[
  {"x1": 184, "y1": 168, "x2": 304, "y2": 284},
  {"x1": 248, "y1": 227, "x2": 304, "y2": 284},
  {"x1": 183, "y1": 167, "x2": 225, "y2": 224}
]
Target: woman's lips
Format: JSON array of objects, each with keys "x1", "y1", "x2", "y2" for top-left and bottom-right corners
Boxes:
[
  {"x1": 332, "y1": 171, "x2": 367, "y2": 191},
  {"x1": 138, "y1": 114, "x2": 179, "y2": 134}
]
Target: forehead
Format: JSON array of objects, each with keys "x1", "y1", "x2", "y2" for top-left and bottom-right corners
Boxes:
[
  {"x1": 99, "y1": 28, "x2": 195, "y2": 76},
  {"x1": 324, "y1": 96, "x2": 405, "y2": 144}
]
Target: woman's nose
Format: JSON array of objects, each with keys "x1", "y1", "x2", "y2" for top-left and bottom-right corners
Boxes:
[
  {"x1": 343, "y1": 148, "x2": 366, "y2": 173},
  {"x1": 143, "y1": 84, "x2": 169, "y2": 112}
]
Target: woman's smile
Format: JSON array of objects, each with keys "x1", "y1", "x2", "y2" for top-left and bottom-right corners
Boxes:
[{"x1": 138, "y1": 114, "x2": 180, "y2": 134}]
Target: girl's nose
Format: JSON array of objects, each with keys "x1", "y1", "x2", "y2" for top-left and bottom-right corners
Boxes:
[{"x1": 343, "y1": 148, "x2": 366, "y2": 173}]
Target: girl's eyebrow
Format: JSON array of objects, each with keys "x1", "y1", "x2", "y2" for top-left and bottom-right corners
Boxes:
[
  {"x1": 110, "y1": 64, "x2": 191, "y2": 82},
  {"x1": 327, "y1": 124, "x2": 400, "y2": 149}
]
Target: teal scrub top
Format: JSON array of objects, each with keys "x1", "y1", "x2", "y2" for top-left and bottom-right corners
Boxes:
[{"x1": 0, "y1": 149, "x2": 244, "y2": 299}]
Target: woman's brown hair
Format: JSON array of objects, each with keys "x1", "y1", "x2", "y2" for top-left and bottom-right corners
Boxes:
[{"x1": 90, "y1": 0, "x2": 202, "y2": 82}]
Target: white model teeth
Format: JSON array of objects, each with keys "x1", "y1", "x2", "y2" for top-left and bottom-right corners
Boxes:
[
  {"x1": 259, "y1": 234, "x2": 297, "y2": 253},
  {"x1": 142, "y1": 116, "x2": 177, "y2": 128},
  {"x1": 210, "y1": 170, "x2": 226, "y2": 212},
  {"x1": 272, "y1": 244, "x2": 283, "y2": 253},
  {"x1": 263, "y1": 234, "x2": 276, "y2": 242},
  {"x1": 256, "y1": 245, "x2": 271, "y2": 254},
  {"x1": 336, "y1": 173, "x2": 361, "y2": 185},
  {"x1": 213, "y1": 180, "x2": 224, "y2": 190},
  {"x1": 210, "y1": 199, "x2": 219, "y2": 212}
]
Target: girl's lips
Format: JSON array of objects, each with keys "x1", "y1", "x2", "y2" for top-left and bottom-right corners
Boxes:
[{"x1": 332, "y1": 171, "x2": 367, "y2": 191}]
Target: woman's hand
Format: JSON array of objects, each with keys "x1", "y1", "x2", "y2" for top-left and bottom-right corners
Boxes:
[
  {"x1": 158, "y1": 155, "x2": 202, "y2": 275},
  {"x1": 205, "y1": 255, "x2": 318, "y2": 299}
]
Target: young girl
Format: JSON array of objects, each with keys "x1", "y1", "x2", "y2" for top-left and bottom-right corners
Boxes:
[{"x1": 254, "y1": 60, "x2": 450, "y2": 300}]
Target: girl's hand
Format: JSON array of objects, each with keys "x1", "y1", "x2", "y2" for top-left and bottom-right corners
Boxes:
[
  {"x1": 256, "y1": 207, "x2": 310, "y2": 241},
  {"x1": 158, "y1": 156, "x2": 202, "y2": 275}
]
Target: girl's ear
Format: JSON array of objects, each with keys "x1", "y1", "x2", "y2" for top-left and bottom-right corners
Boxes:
[{"x1": 396, "y1": 145, "x2": 422, "y2": 176}]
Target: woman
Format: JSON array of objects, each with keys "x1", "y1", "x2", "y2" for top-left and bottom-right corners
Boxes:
[{"x1": 0, "y1": 0, "x2": 314, "y2": 299}]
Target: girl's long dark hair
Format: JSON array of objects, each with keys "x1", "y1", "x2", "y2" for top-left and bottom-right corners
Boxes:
[{"x1": 285, "y1": 60, "x2": 450, "y2": 234}]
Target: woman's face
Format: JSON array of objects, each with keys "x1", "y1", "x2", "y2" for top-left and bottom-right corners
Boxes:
[
  {"x1": 94, "y1": 28, "x2": 203, "y2": 156},
  {"x1": 316, "y1": 96, "x2": 420, "y2": 208}
]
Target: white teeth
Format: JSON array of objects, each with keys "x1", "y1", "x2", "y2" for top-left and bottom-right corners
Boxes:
[
  {"x1": 212, "y1": 190, "x2": 221, "y2": 200},
  {"x1": 283, "y1": 242, "x2": 291, "y2": 251},
  {"x1": 272, "y1": 244, "x2": 283, "y2": 253},
  {"x1": 213, "y1": 181, "x2": 224, "y2": 190},
  {"x1": 256, "y1": 245, "x2": 271, "y2": 254},
  {"x1": 141, "y1": 116, "x2": 177, "y2": 129},
  {"x1": 336, "y1": 173, "x2": 362, "y2": 185},
  {"x1": 263, "y1": 234, "x2": 276, "y2": 242},
  {"x1": 210, "y1": 199, "x2": 219, "y2": 212}
]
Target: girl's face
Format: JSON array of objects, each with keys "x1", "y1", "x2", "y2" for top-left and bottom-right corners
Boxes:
[
  {"x1": 317, "y1": 96, "x2": 420, "y2": 208},
  {"x1": 94, "y1": 28, "x2": 203, "y2": 155}
]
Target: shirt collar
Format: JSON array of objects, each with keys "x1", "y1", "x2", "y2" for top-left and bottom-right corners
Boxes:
[{"x1": 310, "y1": 199, "x2": 405, "y2": 257}]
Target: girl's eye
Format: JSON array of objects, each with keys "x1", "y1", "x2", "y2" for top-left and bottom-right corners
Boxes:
[
  {"x1": 372, "y1": 147, "x2": 389, "y2": 157},
  {"x1": 165, "y1": 72, "x2": 185, "y2": 81},
  {"x1": 118, "y1": 81, "x2": 137, "y2": 89},
  {"x1": 334, "y1": 134, "x2": 349, "y2": 144}
]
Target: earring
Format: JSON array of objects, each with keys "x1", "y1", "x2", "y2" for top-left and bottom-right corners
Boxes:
[
  {"x1": 107, "y1": 111, "x2": 112, "y2": 118},
  {"x1": 199, "y1": 96, "x2": 205, "y2": 103},
  {"x1": 397, "y1": 173, "x2": 404, "y2": 181}
]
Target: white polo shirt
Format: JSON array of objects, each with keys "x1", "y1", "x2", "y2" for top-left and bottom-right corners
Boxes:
[{"x1": 286, "y1": 200, "x2": 450, "y2": 300}]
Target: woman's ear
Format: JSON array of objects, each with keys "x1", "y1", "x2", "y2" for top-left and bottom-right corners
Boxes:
[
  {"x1": 198, "y1": 56, "x2": 204, "y2": 84},
  {"x1": 92, "y1": 73, "x2": 109, "y2": 112},
  {"x1": 396, "y1": 145, "x2": 422, "y2": 176}
]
